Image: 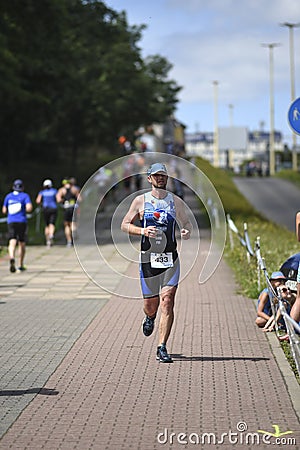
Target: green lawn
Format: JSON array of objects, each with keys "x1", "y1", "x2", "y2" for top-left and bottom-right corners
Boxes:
[
  {"x1": 195, "y1": 158, "x2": 300, "y2": 382},
  {"x1": 195, "y1": 158, "x2": 299, "y2": 299}
]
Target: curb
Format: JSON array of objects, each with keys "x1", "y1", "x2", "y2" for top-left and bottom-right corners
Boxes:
[
  {"x1": 252, "y1": 299, "x2": 300, "y2": 420},
  {"x1": 267, "y1": 332, "x2": 300, "y2": 420}
]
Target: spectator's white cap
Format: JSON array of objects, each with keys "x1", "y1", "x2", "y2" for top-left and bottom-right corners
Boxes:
[{"x1": 43, "y1": 179, "x2": 53, "y2": 188}]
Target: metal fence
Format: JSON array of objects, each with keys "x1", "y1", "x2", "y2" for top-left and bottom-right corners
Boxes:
[{"x1": 227, "y1": 214, "x2": 300, "y2": 376}]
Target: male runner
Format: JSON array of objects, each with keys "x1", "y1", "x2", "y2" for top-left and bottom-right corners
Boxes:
[
  {"x1": 121, "y1": 163, "x2": 191, "y2": 363},
  {"x1": 2, "y1": 179, "x2": 33, "y2": 272},
  {"x1": 36, "y1": 179, "x2": 58, "y2": 247}
]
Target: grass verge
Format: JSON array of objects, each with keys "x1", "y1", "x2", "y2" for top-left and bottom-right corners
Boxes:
[{"x1": 196, "y1": 157, "x2": 299, "y2": 382}]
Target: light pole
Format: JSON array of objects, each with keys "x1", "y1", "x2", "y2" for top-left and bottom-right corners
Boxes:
[
  {"x1": 228, "y1": 104, "x2": 234, "y2": 169},
  {"x1": 213, "y1": 80, "x2": 219, "y2": 167},
  {"x1": 280, "y1": 22, "x2": 300, "y2": 171},
  {"x1": 228, "y1": 104, "x2": 234, "y2": 127},
  {"x1": 261, "y1": 43, "x2": 281, "y2": 176}
]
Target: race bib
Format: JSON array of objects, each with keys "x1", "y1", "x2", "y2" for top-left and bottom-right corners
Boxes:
[
  {"x1": 64, "y1": 200, "x2": 75, "y2": 209},
  {"x1": 8, "y1": 202, "x2": 22, "y2": 215},
  {"x1": 150, "y1": 252, "x2": 173, "y2": 268}
]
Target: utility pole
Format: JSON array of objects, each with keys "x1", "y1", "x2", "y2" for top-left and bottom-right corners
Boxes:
[
  {"x1": 280, "y1": 22, "x2": 300, "y2": 171},
  {"x1": 261, "y1": 43, "x2": 281, "y2": 176},
  {"x1": 228, "y1": 104, "x2": 234, "y2": 127},
  {"x1": 228, "y1": 104, "x2": 234, "y2": 170},
  {"x1": 213, "y1": 80, "x2": 219, "y2": 167}
]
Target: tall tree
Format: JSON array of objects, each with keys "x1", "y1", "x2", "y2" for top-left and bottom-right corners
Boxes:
[{"x1": 0, "y1": 0, "x2": 182, "y2": 178}]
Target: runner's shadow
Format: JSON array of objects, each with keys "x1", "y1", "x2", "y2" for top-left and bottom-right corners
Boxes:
[
  {"x1": 171, "y1": 354, "x2": 270, "y2": 362},
  {"x1": 0, "y1": 388, "x2": 59, "y2": 396},
  {"x1": 0, "y1": 284, "x2": 24, "y2": 288}
]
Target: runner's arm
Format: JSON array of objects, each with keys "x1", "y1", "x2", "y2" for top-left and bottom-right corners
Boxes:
[
  {"x1": 26, "y1": 201, "x2": 33, "y2": 213},
  {"x1": 36, "y1": 193, "x2": 42, "y2": 205},
  {"x1": 121, "y1": 196, "x2": 156, "y2": 237},
  {"x1": 257, "y1": 292, "x2": 271, "y2": 321},
  {"x1": 56, "y1": 188, "x2": 64, "y2": 204},
  {"x1": 175, "y1": 196, "x2": 192, "y2": 240}
]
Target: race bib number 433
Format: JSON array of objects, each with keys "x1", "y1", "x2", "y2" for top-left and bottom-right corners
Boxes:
[{"x1": 150, "y1": 252, "x2": 173, "y2": 268}]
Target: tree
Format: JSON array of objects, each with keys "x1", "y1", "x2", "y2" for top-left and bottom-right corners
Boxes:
[{"x1": 0, "y1": 0, "x2": 182, "y2": 181}]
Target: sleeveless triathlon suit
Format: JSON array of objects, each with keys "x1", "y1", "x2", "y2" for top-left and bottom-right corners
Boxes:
[
  {"x1": 139, "y1": 191, "x2": 180, "y2": 298},
  {"x1": 63, "y1": 187, "x2": 77, "y2": 222}
]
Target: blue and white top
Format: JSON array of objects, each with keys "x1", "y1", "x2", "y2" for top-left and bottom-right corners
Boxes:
[
  {"x1": 140, "y1": 191, "x2": 177, "y2": 256},
  {"x1": 3, "y1": 191, "x2": 32, "y2": 223},
  {"x1": 38, "y1": 187, "x2": 58, "y2": 209}
]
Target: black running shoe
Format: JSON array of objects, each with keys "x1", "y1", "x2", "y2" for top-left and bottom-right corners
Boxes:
[
  {"x1": 156, "y1": 345, "x2": 173, "y2": 363},
  {"x1": 142, "y1": 315, "x2": 155, "y2": 337},
  {"x1": 10, "y1": 259, "x2": 16, "y2": 273}
]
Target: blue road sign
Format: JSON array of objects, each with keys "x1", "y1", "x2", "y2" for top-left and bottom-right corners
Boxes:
[{"x1": 288, "y1": 97, "x2": 300, "y2": 135}]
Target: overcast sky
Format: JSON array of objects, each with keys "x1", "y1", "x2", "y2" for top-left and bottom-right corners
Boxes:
[{"x1": 106, "y1": 0, "x2": 300, "y2": 145}]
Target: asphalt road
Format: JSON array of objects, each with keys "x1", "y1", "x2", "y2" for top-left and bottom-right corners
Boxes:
[{"x1": 233, "y1": 176, "x2": 300, "y2": 232}]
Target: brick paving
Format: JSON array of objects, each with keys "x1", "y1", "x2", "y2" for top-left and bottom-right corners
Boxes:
[{"x1": 0, "y1": 195, "x2": 299, "y2": 449}]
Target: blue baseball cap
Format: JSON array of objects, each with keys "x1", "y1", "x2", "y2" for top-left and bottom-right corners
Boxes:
[
  {"x1": 13, "y1": 179, "x2": 24, "y2": 192},
  {"x1": 270, "y1": 271, "x2": 286, "y2": 280},
  {"x1": 147, "y1": 163, "x2": 168, "y2": 176}
]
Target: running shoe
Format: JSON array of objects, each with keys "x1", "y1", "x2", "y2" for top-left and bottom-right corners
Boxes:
[
  {"x1": 17, "y1": 266, "x2": 27, "y2": 272},
  {"x1": 10, "y1": 259, "x2": 16, "y2": 273},
  {"x1": 142, "y1": 315, "x2": 155, "y2": 336},
  {"x1": 156, "y1": 345, "x2": 173, "y2": 363}
]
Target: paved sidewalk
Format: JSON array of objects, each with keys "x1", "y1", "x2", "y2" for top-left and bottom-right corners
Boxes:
[{"x1": 0, "y1": 198, "x2": 299, "y2": 449}]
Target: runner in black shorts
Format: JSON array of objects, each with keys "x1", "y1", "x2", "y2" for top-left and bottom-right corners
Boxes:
[
  {"x1": 56, "y1": 179, "x2": 80, "y2": 247},
  {"x1": 43, "y1": 208, "x2": 57, "y2": 227},
  {"x1": 36, "y1": 179, "x2": 58, "y2": 247},
  {"x1": 2, "y1": 179, "x2": 33, "y2": 272},
  {"x1": 121, "y1": 162, "x2": 191, "y2": 363}
]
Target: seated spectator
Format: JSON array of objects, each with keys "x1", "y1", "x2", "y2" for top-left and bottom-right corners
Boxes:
[
  {"x1": 262, "y1": 284, "x2": 296, "y2": 332},
  {"x1": 255, "y1": 271, "x2": 287, "y2": 329}
]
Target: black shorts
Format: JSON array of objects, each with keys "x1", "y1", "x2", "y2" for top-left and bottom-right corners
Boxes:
[
  {"x1": 7, "y1": 222, "x2": 28, "y2": 242},
  {"x1": 139, "y1": 253, "x2": 180, "y2": 298},
  {"x1": 63, "y1": 207, "x2": 75, "y2": 223},
  {"x1": 43, "y1": 208, "x2": 57, "y2": 226}
]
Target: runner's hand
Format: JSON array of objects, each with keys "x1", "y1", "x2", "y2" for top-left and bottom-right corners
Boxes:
[
  {"x1": 180, "y1": 228, "x2": 190, "y2": 240},
  {"x1": 145, "y1": 226, "x2": 157, "y2": 238}
]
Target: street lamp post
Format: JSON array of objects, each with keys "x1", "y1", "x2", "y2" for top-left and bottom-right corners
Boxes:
[
  {"x1": 280, "y1": 22, "x2": 300, "y2": 171},
  {"x1": 228, "y1": 104, "x2": 234, "y2": 127},
  {"x1": 228, "y1": 104, "x2": 234, "y2": 169},
  {"x1": 261, "y1": 43, "x2": 281, "y2": 176},
  {"x1": 213, "y1": 80, "x2": 219, "y2": 167}
]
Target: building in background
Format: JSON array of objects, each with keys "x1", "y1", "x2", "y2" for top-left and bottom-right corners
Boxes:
[
  {"x1": 185, "y1": 127, "x2": 284, "y2": 172},
  {"x1": 135, "y1": 116, "x2": 186, "y2": 156}
]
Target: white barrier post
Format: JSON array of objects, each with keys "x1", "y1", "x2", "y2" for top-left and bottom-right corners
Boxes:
[
  {"x1": 227, "y1": 214, "x2": 234, "y2": 249},
  {"x1": 255, "y1": 237, "x2": 261, "y2": 290}
]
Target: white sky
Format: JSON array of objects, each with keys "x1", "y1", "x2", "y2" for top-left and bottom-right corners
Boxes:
[{"x1": 106, "y1": 0, "x2": 300, "y2": 145}]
